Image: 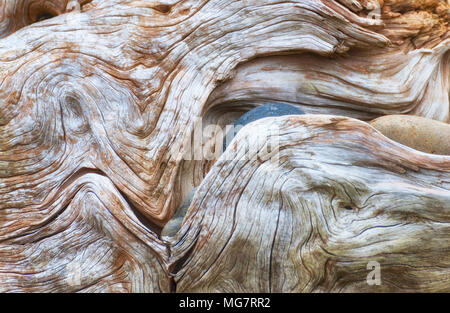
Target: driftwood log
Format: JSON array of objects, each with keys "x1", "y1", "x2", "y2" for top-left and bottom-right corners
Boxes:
[{"x1": 0, "y1": 0, "x2": 448, "y2": 292}]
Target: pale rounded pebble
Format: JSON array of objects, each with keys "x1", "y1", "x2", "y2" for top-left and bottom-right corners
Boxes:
[
  {"x1": 161, "y1": 188, "x2": 197, "y2": 238},
  {"x1": 370, "y1": 115, "x2": 450, "y2": 155}
]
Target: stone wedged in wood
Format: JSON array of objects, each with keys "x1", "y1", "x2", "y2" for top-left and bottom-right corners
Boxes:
[
  {"x1": 0, "y1": 0, "x2": 406, "y2": 228},
  {"x1": 161, "y1": 188, "x2": 197, "y2": 238},
  {"x1": 206, "y1": 43, "x2": 450, "y2": 122},
  {"x1": 370, "y1": 114, "x2": 450, "y2": 155},
  {"x1": 168, "y1": 115, "x2": 450, "y2": 292},
  {"x1": 223, "y1": 102, "x2": 305, "y2": 152}
]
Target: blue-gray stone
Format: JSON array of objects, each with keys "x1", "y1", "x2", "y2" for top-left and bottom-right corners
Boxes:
[{"x1": 223, "y1": 103, "x2": 305, "y2": 152}]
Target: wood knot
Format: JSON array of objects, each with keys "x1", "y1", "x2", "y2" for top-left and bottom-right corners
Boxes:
[{"x1": 154, "y1": 4, "x2": 172, "y2": 14}]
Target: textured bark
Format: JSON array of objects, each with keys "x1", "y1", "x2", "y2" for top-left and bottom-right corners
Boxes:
[
  {"x1": 0, "y1": 0, "x2": 448, "y2": 292},
  {"x1": 168, "y1": 115, "x2": 450, "y2": 292}
]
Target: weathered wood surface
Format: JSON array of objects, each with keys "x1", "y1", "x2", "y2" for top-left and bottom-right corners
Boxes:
[
  {"x1": 0, "y1": 0, "x2": 448, "y2": 292},
  {"x1": 168, "y1": 115, "x2": 450, "y2": 292}
]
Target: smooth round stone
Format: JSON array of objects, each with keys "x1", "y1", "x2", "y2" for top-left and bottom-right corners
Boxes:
[
  {"x1": 370, "y1": 115, "x2": 450, "y2": 155},
  {"x1": 161, "y1": 188, "x2": 197, "y2": 238},
  {"x1": 223, "y1": 102, "x2": 305, "y2": 151}
]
